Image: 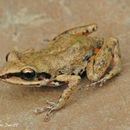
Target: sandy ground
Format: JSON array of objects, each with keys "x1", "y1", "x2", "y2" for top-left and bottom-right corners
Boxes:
[{"x1": 0, "y1": 0, "x2": 129, "y2": 129}]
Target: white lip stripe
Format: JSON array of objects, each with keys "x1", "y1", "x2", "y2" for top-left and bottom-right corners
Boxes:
[
  {"x1": 51, "y1": 81, "x2": 60, "y2": 86},
  {"x1": 40, "y1": 79, "x2": 49, "y2": 86}
]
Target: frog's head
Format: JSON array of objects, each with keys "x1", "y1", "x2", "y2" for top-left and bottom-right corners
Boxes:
[{"x1": 0, "y1": 50, "x2": 51, "y2": 87}]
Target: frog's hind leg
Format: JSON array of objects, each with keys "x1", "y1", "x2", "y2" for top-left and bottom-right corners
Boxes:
[
  {"x1": 86, "y1": 37, "x2": 121, "y2": 87},
  {"x1": 53, "y1": 23, "x2": 98, "y2": 40}
]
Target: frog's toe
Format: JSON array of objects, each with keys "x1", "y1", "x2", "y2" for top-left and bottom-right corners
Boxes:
[
  {"x1": 44, "y1": 106, "x2": 56, "y2": 122},
  {"x1": 44, "y1": 102, "x2": 59, "y2": 121},
  {"x1": 79, "y1": 78, "x2": 107, "y2": 90},
  {"x1": 46, "y1": 100, "x2": 57, "y2": 105},
  {"x1": 99, "y1": 78, "x2": 106, "y2": 86},
  {"x1": 34, "y1": 106, "x2": 52, "y2": 114},
  {"x1": 89, "y1": 78, "x2": 106, "y2": 87},
  {"x1": 34, "y1": 101, "x2": 58, "y2": 121}
]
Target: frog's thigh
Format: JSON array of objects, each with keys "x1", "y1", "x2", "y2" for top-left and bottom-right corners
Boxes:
[
  {"x1": 87, "y1": 37, "x2": 121, "y2": 82},
  {"x1": 53, "y1": 24, "x2": 98, "y2": 40},
  {"x1": 55, "y1": 75, "x2": 81, "y2": 109},
  {"x1": 68, "y1": 23, "x2": 98, "y2": 36}
]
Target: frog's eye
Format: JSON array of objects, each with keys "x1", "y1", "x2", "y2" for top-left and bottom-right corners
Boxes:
[{"x1": 21, "y1": 68, "x2": 36, "y2": 81}]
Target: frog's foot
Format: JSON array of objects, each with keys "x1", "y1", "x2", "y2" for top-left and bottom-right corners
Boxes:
[
  {"x1": 34, "y1": 100, "x2": 56, "y2": 113},
  {"x1": 34, "y1": 75, "x2": 81, "y2": 121},
  {"x1": 34, "y1": 101, "x2": 60, "y2": 122},
  {"x1": 89, "y1": 78, "x2": 106, "y2": 87},
  {"x1": 79, "y1": 78, "x2": 106, "y2": 90}
]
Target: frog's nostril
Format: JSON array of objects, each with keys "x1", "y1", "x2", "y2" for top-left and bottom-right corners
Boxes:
[
  {"x1": 0, "y1": 71, "x2": 3, "y2": 79},
  {"x1": 0, "y1": 73, "x2": 7, "y2": 79},
  {"x1": 6, "y1": 52, "x2": 10, "y2": 62},
  {"x1": 0, "y1": 75, "x2": 2, "y2": 79},
  {"x1": 0, "y1": 75, "x2": 5, "y2": 79}
]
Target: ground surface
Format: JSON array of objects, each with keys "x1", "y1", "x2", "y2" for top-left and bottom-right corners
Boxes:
[{"x1": 0, "y1": 0, "x2": 129, "y2": 130}]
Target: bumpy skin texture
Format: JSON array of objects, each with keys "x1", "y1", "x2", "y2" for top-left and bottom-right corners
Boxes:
[
  {"x1": 0, "y1": 24, "x2": 121, "y2": 121},
  {"x1": 87, "y1": 38, "x2": 121, "y2": 80}
]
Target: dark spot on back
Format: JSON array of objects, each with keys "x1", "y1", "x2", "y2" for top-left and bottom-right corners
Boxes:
[
  {"x1": 108, "y1": 48, "x2": 112, "y2": 52},
  {"x1": 78, "y1": 72, "x2": 80, "y2": 76},
  {"x1": 58, "y1": 71, "x2": 64, "y2": 75},
  {"x1": 71, "y1": 72, "x2": 75, "y2": 75},
  {"x1": 113, "y1": 41, "x2": 117, "y2": 46},
  {"x1": 80, "y1": 71, "x2": 86, "y2": 78},
  {"x1": 118, "y1": 53, "x2": 121, "y2": 58},
  {"x1": 93, "y1": 59, "x2": 95, "y2": 64},
  {"x1": 97, "y1": 45, "x2": 102, "y2": 49},
  {"x1": 106, "y1": 45, "x2": 109, "y2": 48},
  {"x1": 84, "y1": 55, "x2": 91, "y2": 61},
  {"x1": 80, "y1": 69, "x2": 83, "y2": 72},
  {"x1": 101, "y1": 60, "x2": 105, "y2": 64}
]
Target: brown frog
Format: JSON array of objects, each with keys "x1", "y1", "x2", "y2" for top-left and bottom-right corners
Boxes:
[{"x1": 0, "y1": 24, "x2": 121, "y2": 121}]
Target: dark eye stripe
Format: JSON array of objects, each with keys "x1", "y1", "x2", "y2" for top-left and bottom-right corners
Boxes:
[
  {"x1": 0, "y1": 72, "x2": 51, "y2": 80},
  {"x1": 37, "y1": 72, "x2": 51, "y2": 79},
  {"x1": 0, "y1": 72, "x2": 21, "y2": 79}
]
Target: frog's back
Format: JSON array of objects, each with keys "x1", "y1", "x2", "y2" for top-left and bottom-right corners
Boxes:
[
  {"x1": 41, "y1": 34, "x2": 98, "y2": 76},
  {"x1": 43, "y1": 34, "x2": 94, "y2": 55}
]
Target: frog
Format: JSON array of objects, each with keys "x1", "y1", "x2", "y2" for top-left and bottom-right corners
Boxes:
[{"x1": 0, "y1": 24, "x2": 122, "y2": 121}]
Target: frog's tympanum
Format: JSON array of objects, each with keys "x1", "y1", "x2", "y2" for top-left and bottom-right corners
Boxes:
[{"x1": 0, "y1": 24, "x2": 121, "y2": 121}]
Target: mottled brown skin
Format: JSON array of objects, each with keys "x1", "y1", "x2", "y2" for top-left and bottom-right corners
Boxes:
[{"x1": 0, "y1": 24, "x2": 121, "y2": 121}]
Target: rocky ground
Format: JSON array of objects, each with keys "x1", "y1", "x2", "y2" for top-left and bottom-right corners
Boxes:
[{"x1": 0, "y1": 0, "x2": 129, "y2": 129}]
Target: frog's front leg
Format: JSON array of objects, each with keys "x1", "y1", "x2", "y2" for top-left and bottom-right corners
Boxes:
[
  {"x1": 34, "y1": 75, "x2": 81, "y2": 121},
  {"x1": 86, "y1": 37, "x2": 121, "y2": 86}
]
